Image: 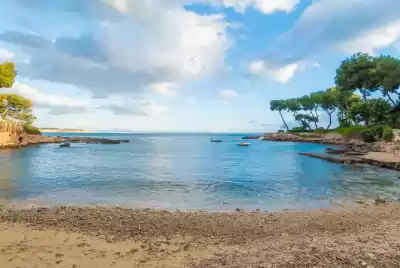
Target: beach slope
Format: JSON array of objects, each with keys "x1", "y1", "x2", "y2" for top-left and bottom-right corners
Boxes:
[{"x1": 1, "y1": 204, "x2": 400, "y2": 267}]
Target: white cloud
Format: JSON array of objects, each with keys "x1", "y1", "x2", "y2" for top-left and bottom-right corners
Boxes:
[
  {"x1": 220, "y1": 89, "x2": 238, "y2": 100},
  {"x1": 104, "y1": 96, "x2": 168, "y2": 117},
  {"x1": 149, "y1": 82, "x2": 179, "y2": 99},
  {"x1": 248, "y1": 60, "x2": 299, "y2": 83},
  {"x1": 7, "y1": 83, "x2": 92, "y2": 113},
  {"x1": 100, "y1": 1, "x2": 231, "y2": 82},
  {"x1": 279, "y1": 0, "x2": 400, "y2": 59},
  {"x1": 140, "y1": 101, "x2": 169, "y2": 117},
  {"x1": 0, "y1": 48, "x2": 14, "y2": 61},
  {"x1": 1, "y1": 1, "x2": 232, "y2": 97},
  {"x1": 312, "y1": 62, "x2": 321, "y2": 68},
  {"x1": 338, "y1": 21, "x2": 400, "y2": 54}
]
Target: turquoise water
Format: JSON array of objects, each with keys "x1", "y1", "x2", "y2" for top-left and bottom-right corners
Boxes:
[{"x1": 1, "y1": 133, "x2": 400, "y2": 211}]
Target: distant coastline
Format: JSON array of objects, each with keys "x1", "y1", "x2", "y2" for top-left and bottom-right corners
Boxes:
[{"x1": 39, "y1": 128, "x2": 92, "y2": 133}]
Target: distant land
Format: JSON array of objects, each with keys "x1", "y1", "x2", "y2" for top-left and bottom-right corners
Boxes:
[{"x1": 39, "y1": 128, "x2": 92, "y2": 133}]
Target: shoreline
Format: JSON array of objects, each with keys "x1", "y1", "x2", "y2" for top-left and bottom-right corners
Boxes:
[
  {"x1": 1, "y1": 203, "x2": 400, "y2": 267},
  {"x1": 243, "y1": 133, "x2": 400, "y2": 171}
]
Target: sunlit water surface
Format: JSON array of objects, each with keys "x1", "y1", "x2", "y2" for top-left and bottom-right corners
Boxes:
[{"x1": 1, "y1": 133, "x2": 399, "y2": 211}]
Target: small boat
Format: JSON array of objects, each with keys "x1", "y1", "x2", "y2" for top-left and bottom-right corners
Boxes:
[
  {"x1": 237, "y1": 142, "x2": 250, "y2": 147},
  {"x1": 210, "y1": 139, "x2": 223, "y2": 143},
  {"x1": 59, "y1": 142, "x2": 71, "y2": 148}
]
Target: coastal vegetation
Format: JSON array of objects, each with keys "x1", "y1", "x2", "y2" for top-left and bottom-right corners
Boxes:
[
  {"x1": 270, "y1": 53, "x2": 400, "y2": 142},
  {"x1": 0, "y1": 61, "x2": 40, "y2": 135}
]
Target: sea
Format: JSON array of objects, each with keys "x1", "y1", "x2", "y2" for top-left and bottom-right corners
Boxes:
[{"x1": 1, "y1": 132, "x2": 400, "y2": 212}]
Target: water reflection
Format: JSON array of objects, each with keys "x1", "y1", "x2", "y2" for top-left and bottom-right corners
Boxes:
[{"x1": 1, "y1": 134, "x2": 400, "y2": 211}]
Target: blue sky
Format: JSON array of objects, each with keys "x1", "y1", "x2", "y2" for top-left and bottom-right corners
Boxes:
[{"x1": 1, "y1": 0, "x2": 400, "y2": 132}]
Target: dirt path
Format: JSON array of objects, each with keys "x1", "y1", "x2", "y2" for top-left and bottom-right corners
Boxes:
[{"x1": 1, "y1": 204, "x2": 400, "y2": 267}]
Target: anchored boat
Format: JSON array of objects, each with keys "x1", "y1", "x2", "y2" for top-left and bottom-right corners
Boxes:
[{"x1": 237, "y1": 142, "x2": 250, "y2": 147}]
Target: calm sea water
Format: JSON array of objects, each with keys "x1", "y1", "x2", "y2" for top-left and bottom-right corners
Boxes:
[{"x1": 1, "y1": 133, "x2": 400, "y2": 211}]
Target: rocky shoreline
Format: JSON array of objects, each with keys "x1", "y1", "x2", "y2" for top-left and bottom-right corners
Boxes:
[
  {"x1": 243, "y1": 133, "x2": 400, "y2": 171},
  {"x1": 1, "y1": 203, "x2": 400, "y2": 267},
  {"x1": 0, "y1": 135, "x2": 130, "y2": 149}
]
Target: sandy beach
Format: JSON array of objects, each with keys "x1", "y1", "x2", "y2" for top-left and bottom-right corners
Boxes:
[{"x1": 1, "y1": 203, "x2": 400, "y2": 267}]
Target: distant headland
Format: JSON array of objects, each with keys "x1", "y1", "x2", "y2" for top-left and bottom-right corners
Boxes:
[{"x1": 39, "y1": 128, "x2": 92, "y2": 133}]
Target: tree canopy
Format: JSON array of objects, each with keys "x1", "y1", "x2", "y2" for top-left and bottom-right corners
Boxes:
[
  {"x1": 270, "y1": 52, "x2": 400, "y2": 132},
  {"x1": 0, "y1": 62, "x2": 37, "y2": 127},
  {"x1": 0, "y1": 62, "x2": 17, "y2": 89}
]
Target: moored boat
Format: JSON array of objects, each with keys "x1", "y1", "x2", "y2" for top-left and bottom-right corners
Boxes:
[{"x1": 237, "y1": 142, "x2": 250, "y2": 146}]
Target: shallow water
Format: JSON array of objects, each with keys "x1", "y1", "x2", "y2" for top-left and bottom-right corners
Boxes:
[{"x1": 1, "y1": 133, "x2": 399, "y2": 211}]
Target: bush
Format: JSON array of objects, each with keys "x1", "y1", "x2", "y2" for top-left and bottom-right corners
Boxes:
[
  {"x1": 336, "y1": 125, "x2": 366, "y2": 139},
  {"x1": 383, "y1": 126, "x2": 394, "y2": 142},
  {"x1": 288, "y1": 127, "x2": 312, "y2": 133},
  {"x1": 360, "y1": 128, "x2": 376, "y2": 143},
  {"x1": 277, "y1": 129, "x2": 285, "y2": 133},
  {"x1": 370, "y1": 125, "x2": 384, "y2": 139},
  {"x1": 315, "y1": 127, "x2": 329, "y2": 134},
  {"x1": 24, "y1": 124, "x2": 41, "y2": 135}
]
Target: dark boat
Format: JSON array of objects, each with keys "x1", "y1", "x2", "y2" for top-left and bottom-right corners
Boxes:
[
  {"x1": 59, "y1": 141, "x2": 71, "y2": 148},
  {"x1": 210, "y1": 138, "x2": 222, "y2": 143}
]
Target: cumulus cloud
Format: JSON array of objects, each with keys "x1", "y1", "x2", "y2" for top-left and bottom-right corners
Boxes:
[
  {"x1": 149, "y1": 82, "x2": 179, "y2": 99},
  {"x1": 217, "y1": 0, "x2": 300, "y2": 14},
  {"x1": 0, "y1": 1, "x2": 232, "y2": 98},
  {"x1": 102, "y1": 98, "x2": 168, "y2": 117},
  {"x1": 280, "y1": 0, "x2": 400, "y2": 58},
  {"x1": 249, "y1": 0, "x2": 400, "y2": 83},
  {"x1": 0, "y1": 48, "x2": 14, "y2": 61},
  {"x1": 4, "y1": 83, "x2": 93, "y2": 114},
  {"x1": 3, "y1": 82, "x2": 168, "y2": 117},
  {"x1": 220, "y1": 89, "x2": 238, "y2": 101},
  {"x1": 248, "y1": 60, "x2": 300, "y2": 83}
]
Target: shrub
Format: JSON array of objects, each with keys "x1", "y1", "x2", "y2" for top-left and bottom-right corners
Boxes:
[
  {"x1": 315, "y1": 127, "x2": 329, "y2": 134},
  {"x1": 288, "y1": 127, "x2": 311, "y2": 133},
  {"x1": 24, "y1": 124, "x2": 41, "y2": 135},
  {"x1": 360, "y1": 128, "x2": 376, "y2": 143},
  {"x1": 370, "y1": 125, "x2": 384, "y2": 139},
  {"x1": 277, "y1": 129, "x2": 285, "y2": 133},
  {"x1": 336, "y1": 125, "x2": 366, "y2": 139},
  {"x1": 382, "y1": 126, "x2": 394, "y2": 142}
]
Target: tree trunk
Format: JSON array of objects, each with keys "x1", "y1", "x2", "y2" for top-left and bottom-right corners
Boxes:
[
  {"x1": 327, "y1": 112, "x2": 333, "y2": 130},
  {"x1": 279, "y1": 111, "x2": 289, "y2": 130},
  {"x1": 385, "y1": 92, "x2": 396, "y2": 106}
]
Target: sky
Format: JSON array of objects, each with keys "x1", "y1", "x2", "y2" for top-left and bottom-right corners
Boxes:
[{"x1": 1, "y1": 0, "x2": 400, "y2": 132}]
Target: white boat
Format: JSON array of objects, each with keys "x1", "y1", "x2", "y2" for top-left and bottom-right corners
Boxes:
[{"x1": 237, "y1": 142, "x2": 250, "y2": 147}]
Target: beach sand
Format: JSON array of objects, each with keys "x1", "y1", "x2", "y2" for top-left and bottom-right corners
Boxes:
[{"x1": 1, "y1": 204, "x2": 400, "y2": 267}]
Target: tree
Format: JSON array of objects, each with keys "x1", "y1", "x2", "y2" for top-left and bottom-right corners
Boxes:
[
  {"x1": 375, "y1": 55, "x2": 400, "y2": 105},
  {"x1": 0, "y1": 94, "x2": 34, "y2": 124},
  {"x1": 270, "y1": 100, "x2": 289, "y2": 130},
  {"x1": 298, "y1": 95, "x2": 318, "y2": 129},
  {"x1": 348, "y1": 98, "x2": 392, "y2": 126},
  {"x1": 294, "y1": 113, "x2": 318, "y2": 130},
  {"x1": 312, "y1": 90, "x2": 337, "y2": 129},
  {"x1": 335, "y1": 52, "x2": 379, "y2": 101},
  {"x1": 0, "y1": 62, "x2": 17, "y2": 88}
]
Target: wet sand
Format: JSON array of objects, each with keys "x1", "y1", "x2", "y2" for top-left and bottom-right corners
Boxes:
[{"x1": 1, "y1": 204, "x2": 400, "y2": 267}]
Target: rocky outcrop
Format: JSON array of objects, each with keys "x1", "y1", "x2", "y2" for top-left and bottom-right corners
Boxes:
[
  {"x1": 300, "y1": 142, "x2": 400, "y2": 171},
  {"x1": 0, "y1": 122, "x2": 25, "y2": 148}
]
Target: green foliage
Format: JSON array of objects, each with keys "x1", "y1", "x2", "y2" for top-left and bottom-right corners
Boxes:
[
  {"x1": 375, "y1": 55, "x2": 400, "y2": 105},
  {"x1": 348, "y1": 99, "x2": 392, "y2": 126},
  {"x1": 360, "y1": 128, "x2": 376, "y2": 143},
  {"x1": 288, "y1": 126, "x2": 312, "y2": 133},
  {"x1": 270, "y1": 99, "x2": 289, "y2": 130},
  {"x1": 335, "y1": 52, "x2": 379, "y2": 100},
  {"x1": 0, "y1": 93, "x2": 34, "y2": 124},
  {"x1": 23, "y1": 124, "x2": 41, "y2": 135},
  {"x1": 277, "y1": 129, "x2": 285, "y2": 133},
  {"x1": 0, "y1": 62, "x2": 17, "y2": 88},
  {"x1": 382, "y1": 126, "x2": 394, "y2": 142},
  {"x1": 336, "y1": 125, "x2": 367, "y2": 137}
]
